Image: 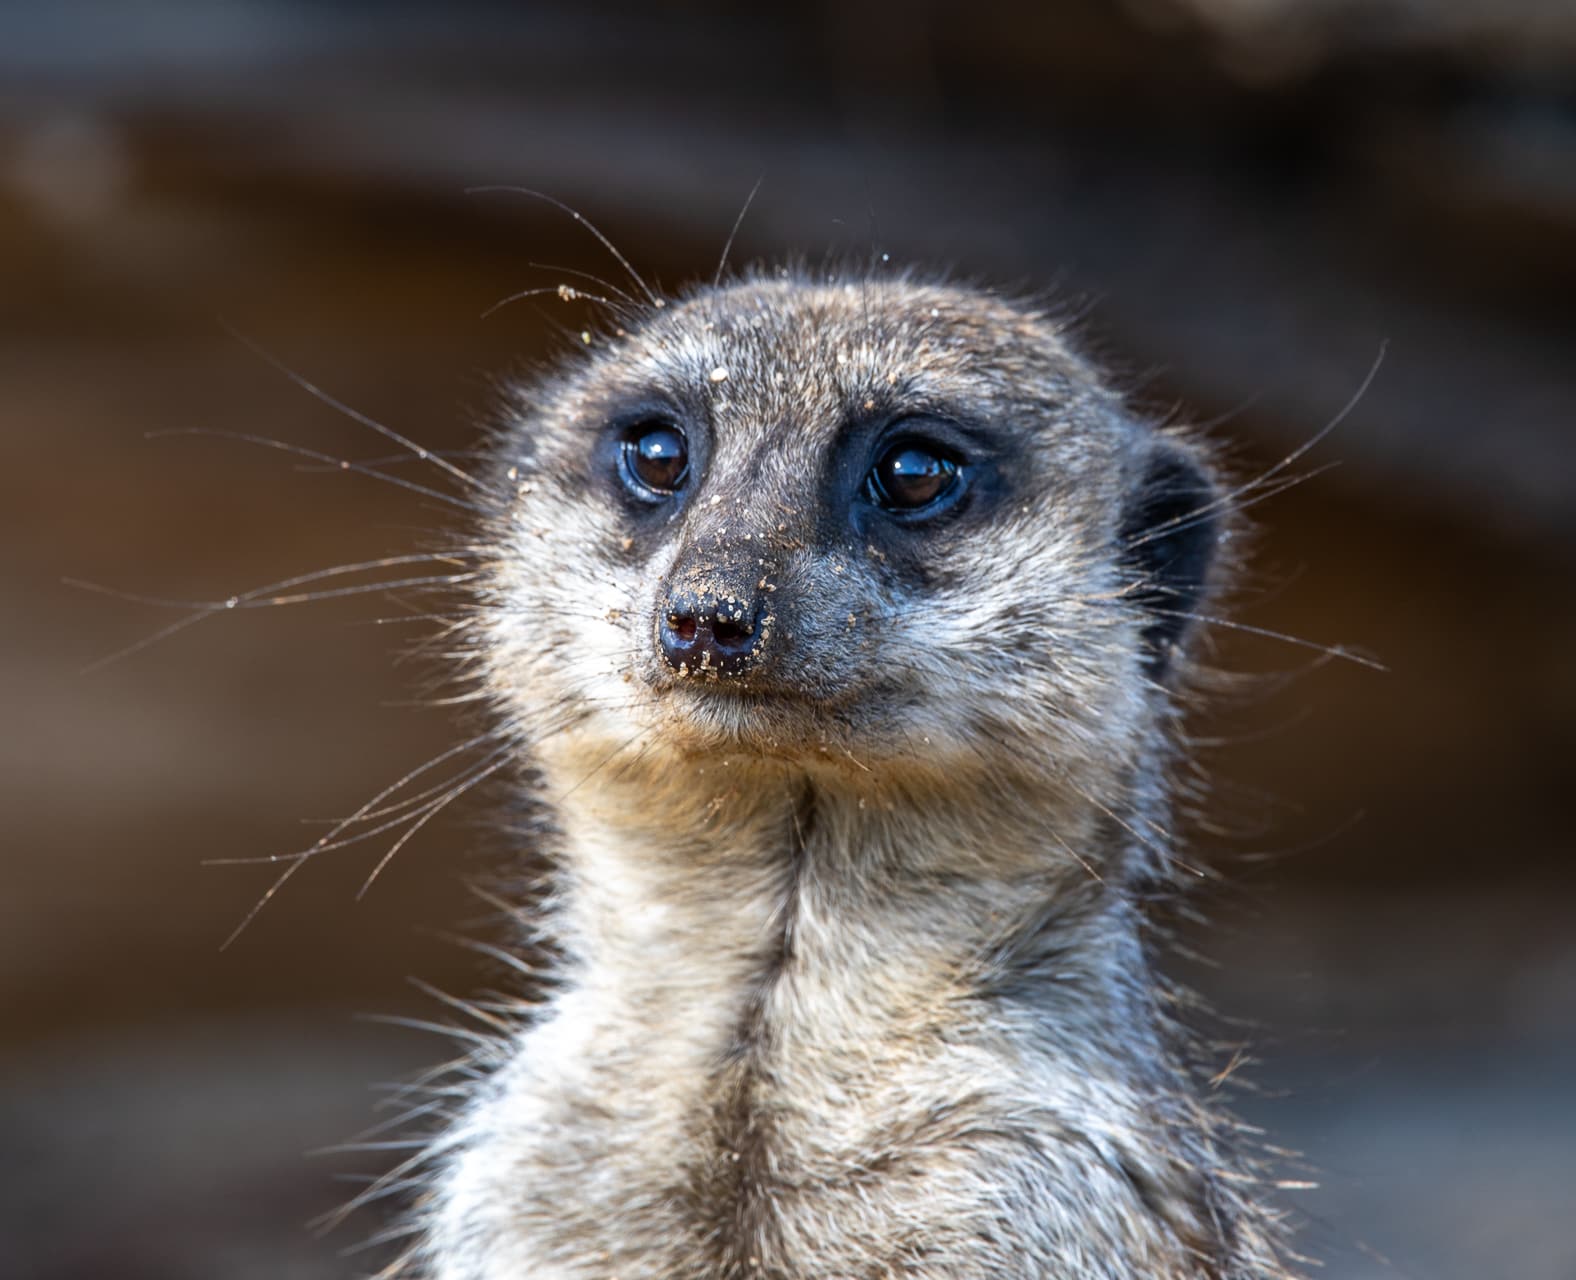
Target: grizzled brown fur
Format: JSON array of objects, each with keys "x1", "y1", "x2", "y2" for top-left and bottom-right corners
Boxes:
[{"x1": 410, "y1": 269, "x2": 1299, "y2": 1278}]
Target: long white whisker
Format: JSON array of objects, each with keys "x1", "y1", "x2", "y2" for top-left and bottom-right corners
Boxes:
[
  {"x1": 466, "y1": 187, "x2": 662, "y2": 308},
  {"x1": 526, "y1": 260, "x2": 638, "y2": 305},
  {"x1": 714, "y1": 176, "x2": 764, "y2": 288},
  {"x1": 1134, "y1": 346, "x2": 1385, "y2": 549},
  {"x1": 1134, "y1": 606, "x2": 1387, "y2": 672},
  {"x1": 480, "y1": 284, "x2": 622, "y2": 321},
  {"x1": 221, "y1": 322, "x2": 483, "y2": 490},
  {"x1": 357, "y1": 752, "x2": 516, "y2": 897},
  {"x1": 145, "y1": 428, "x2": 480, "y2": 511}
]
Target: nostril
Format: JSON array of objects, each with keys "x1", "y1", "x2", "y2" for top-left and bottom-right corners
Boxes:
[
  {"x1": 659, "y1": 589, "x2": 767, "y2": 677},
  {"x1": 712, "y1": 617, "x2": 752, "y2": 649}
]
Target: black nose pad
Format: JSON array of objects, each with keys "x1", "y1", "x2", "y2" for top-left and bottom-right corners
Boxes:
[{"x1": 659, "y1": 589, "x2": 766, "y2": 677}]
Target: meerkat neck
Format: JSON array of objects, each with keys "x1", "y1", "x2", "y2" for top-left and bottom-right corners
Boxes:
[{"x1": 549, "y1": 768, "x2": 1157, "y2": 1070}]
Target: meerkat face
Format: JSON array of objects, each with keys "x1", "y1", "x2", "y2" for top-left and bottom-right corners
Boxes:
[{"x1": 483, "y1": 275, "x2": 1222, "y2": 786}]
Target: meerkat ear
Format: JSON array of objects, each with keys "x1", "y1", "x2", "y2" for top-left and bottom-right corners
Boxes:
[{"x1": 1118, "y1": 438, "x2": 1223, "y2": 681}]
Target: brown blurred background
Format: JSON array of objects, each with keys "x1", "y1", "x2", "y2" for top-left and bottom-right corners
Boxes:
[{"x1": 3, "y1": 2, "x2": 1574, "y2": 1277}]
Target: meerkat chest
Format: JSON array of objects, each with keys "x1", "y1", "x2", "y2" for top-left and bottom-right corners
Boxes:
[{"x1": 435, "y1": 975, "x2": 1192, "y2": 1280}]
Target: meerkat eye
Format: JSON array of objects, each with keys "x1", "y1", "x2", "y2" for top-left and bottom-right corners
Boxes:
[
  {"x1": 620, "y1": 422, "x2": 689, "y2": 496},
  {"x1": 865, "y1": 441, "x2": 961, "y2": 513}
]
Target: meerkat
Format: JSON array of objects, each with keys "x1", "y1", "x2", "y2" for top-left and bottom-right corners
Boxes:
[{"x1": 397, "y1": 266, "x2": 1299, "y2": 1279}]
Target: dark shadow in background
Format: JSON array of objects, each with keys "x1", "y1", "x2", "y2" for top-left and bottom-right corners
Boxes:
[{"x1": 2, "y1": 3, "x2": 1573, "y2": 1277}]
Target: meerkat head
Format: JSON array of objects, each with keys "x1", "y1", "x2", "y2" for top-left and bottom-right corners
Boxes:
[{"x1": 480, "y1": 272, "x2": 1225, "y2": 800}]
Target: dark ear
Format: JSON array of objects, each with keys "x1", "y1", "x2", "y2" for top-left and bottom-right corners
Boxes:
[{"x1": 1118, "y1": 440, "x2": 1222, "y2": 681}]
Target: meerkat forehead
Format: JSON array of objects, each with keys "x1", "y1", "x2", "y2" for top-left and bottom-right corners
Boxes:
[{"x1": 598, "y1": 277, "x2": 1111, "y2": 445}]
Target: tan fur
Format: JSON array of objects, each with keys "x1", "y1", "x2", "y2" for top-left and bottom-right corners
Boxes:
[{"x1": 409, "y1": 272, "x2": 1297, "y2": 1278}]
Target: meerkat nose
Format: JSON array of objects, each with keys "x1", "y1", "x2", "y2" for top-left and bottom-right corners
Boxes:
[{"x1": 659, "y1": 588, "x2": 767, "y2": 678}]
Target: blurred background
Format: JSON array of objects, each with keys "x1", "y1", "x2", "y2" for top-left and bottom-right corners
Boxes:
[{"x1": 3, "y1": 1, "x2": 1573, "y2": 1277}]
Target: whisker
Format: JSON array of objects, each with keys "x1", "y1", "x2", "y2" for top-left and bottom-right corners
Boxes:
[
  {"x1": 1133, "y1": 606, "x2": 1387, "y2": 672},
  {"x1": 144, "y1": 428, "x2": 480, "y2": 512},
  {"x1": 218, "y1": 856, "x2": 304, "y2": 950},
  {"x1": 301, "y1": 736, "x2": 515, "y2": 827},
  {"x1": 1185, "y1": 705, "x2": 1315, "y2": 750},
  {"x1": 73, "y1": 604, "x2": 218, "y2": 675},
  {"x1": 526, "y1": 260, "x2": 639, "y2": 305},
  {"x1": 357, "y1": 752, "x2": 516, "y2": 896},
  {"x1": 558, "y1": 728, "x2": 651, "y2": 802},
  {"x1": 466, "y1": 186, "x2": 662, "y2": 309},
  {"x1": 1130, "y1": 345, "x2": 1385, "y2": 551},
  {"x1": 480, "y1": 284, "x2": 622, "y2": 321},
  {"x1": 212, "y1": 733, "x2": 516, "y2": 945},
  {"x1": 1061, "y1": 773, "x2": 1208, "y2": 880},
  {"x1": 69, "y1": 550, "x2": 485, "y2": 612},
  {"x1": 714, "y1": 176, "x2": 764, "y2": 288},
  {"x1": 69, "y1": 560, "x2": 482, "y2": 674},
  {"x1": 206, "y1": 752, "x2": 512, "y2": 866},
  {"x1": 234, "y1": 572, "x2": 479, "y2": 609},
  {"x1": 358, "y1": 611, "x2": 475, "y2": 629},
  {"x1": 1045, "y1": 825, "x2": 1105, "y2": 885},
  {"x1": 1123, "y1": 461, "x2": 1342, "y2": 552},
  {"x1": 220, "y1": 322, "x2": 483, "y2": 491},
  {"x1": 295, "y1": 447, "x2": 492, "y2": 474}
]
